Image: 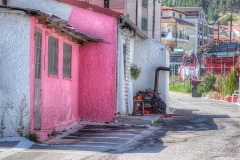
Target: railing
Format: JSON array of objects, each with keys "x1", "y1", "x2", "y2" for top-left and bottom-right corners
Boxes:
[
  {"x1": 161, "y1": 32, "x2": 189, "y2": 40},
  {"x1": 172, "y1": 33, "x2": 189, "y2": 40},
  {"x1": 161, "y1": 32, "x2": 168, "y2": 38}
]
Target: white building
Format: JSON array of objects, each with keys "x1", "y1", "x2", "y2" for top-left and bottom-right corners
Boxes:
[
  {"x1": 161, "y1": 6, "x2": 195, "y2": 50},
  {"x1": 174, "y1": 7, "x2": 214, "y2": 54}
]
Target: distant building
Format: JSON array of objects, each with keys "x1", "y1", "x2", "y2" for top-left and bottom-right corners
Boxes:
[
  {"x1": 161, "y1": 6, "x2": 195, "y2": 50},
  {"x1": 219, "y1": 26, "x2": 240, "y2": 42},
  {"x1": 213, "y1": 25, "x2": 230, "y2": 42},
  {"x1": 174, "y1": 7, "x2": 214, "y2": 53}
]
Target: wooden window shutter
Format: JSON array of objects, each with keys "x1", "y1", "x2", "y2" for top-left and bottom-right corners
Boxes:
[
  {"x1": 48, "y1": 36, "x2": 58, "y2": 76},
  {"x1": 63, "y1": 42, "x2": 72, "y2": 79}
]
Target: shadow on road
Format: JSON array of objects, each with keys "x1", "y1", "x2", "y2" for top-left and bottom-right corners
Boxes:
[
  {"x1": 123, "y1": 108, "x2": 231, "y2": 153},
  {"x1": 0, "y1": 108, "x2": 231, "y2": 156}
]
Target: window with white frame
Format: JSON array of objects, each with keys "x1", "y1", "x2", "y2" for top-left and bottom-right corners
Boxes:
[
  {"x1": 48, "y1": 36, "x2": 58, "y2": 76},
  {"x1": 63, "y1": 42, "x2": 72, "y2": 79}
]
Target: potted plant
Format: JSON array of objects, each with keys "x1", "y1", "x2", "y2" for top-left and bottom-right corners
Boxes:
[{"x1": 130, "y1": 64, "x2": 141, "y2": 80}]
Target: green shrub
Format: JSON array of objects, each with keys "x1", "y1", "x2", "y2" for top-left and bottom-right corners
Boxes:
[
  {"x1": 217, "y1": 76, "x2": 227, "y2": 96},
  {"x1": 204, "y1": 73, "x2": 216, "y2": 92},
  {"x1": 27, "y1": 132, "x2": 39, "y2": 143},
  {"x1": 197, "y1": 82, "x2": 205, "y2": 94},
  {"x1": 227, "y1": 66, "x2": 239, "y2": 95}
]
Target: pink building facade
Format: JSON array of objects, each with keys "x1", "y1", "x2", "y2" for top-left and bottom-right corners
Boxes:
[
  {"x1": 29, "y1": 7, "x2": 119, "y2": 137},
  {"x1": 69, "y1": 7, "x2": 118, "y2": 122},
  {"x1": 30, "y1": 18, "x2": 81, "y2": 134}
]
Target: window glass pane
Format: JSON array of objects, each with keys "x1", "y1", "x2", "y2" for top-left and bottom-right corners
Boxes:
[
  {"x1": 104, "y1": 0, "x2": 109, "y2": 8},
  {"x1": 63, "y1": 42, "x2": 72, "y2": 79},
  {"x1": 142, "y1": 18, "x2": 148, "y2": 30},
  {"x1": 142, "y1": 0, "x2": 147, "y2": 8}
]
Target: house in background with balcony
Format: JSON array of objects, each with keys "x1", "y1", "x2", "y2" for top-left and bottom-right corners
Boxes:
[
  {"x1": 161, "y1": 6, "x2": 195, "y2": 51},
  {"x1": 161, "y1": 6, "x2": 194, "y2": 75},
  {"x1": 174, "y1": 7, "x2": 214, "y2": 54}
]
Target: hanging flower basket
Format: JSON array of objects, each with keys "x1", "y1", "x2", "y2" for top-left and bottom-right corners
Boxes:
[{"x1": 130, "y1": 64, "x2": 141, "y2": 80}]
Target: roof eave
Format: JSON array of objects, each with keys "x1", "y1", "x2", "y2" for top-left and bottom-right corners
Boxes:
[
  {"x1": 0, "y1": 5, "x2": 104, "y2": 44},
  {"x1": 120, "y1": 15, "x2": 147, "y2": 39}
]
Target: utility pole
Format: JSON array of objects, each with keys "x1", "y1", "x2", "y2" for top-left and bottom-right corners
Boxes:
[
  {"x1": 217, "y1": 25, "x2": 220, "y2": 51},
  {"x1": 175, "y1": 21, "x2": 178, "y2": 48},
  {"x1": 230, "y1": 10, "x2": 233, "y2": 42},
  {"x1": 226, "y1": 6, "x2": 239, "y2": 42}
]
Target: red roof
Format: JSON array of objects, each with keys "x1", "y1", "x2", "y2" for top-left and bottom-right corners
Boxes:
[{"x1": 58, "y1": 0, "x2": 122, "y2": 18}]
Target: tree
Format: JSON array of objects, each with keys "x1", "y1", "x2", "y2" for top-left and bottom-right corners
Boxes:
[{"x1": 162, "y1": 0, "x2": 240, "y2": 22}]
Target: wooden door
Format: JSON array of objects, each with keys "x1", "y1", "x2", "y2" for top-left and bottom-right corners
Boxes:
[{"x1": 34, "y1": 28, "x2": 42, "y2": 130}]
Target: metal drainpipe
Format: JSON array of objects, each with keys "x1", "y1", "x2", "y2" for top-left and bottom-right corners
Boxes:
[
  {"x1": 152, "y1": 0, "x2": 155, "y2": 39},
  {"x1": 154, "y1": 67, "x2": 170, "y2": 93},
  {"x1": 136, "y1": 0, "x2": 138, "y2": 26}
]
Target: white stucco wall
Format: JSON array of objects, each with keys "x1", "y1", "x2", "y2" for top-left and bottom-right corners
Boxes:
[
  {"x1": 132, "y1": 39, "x2": 170, "y2": 113},
  {"x1": 8, "y1": 0, "x2": 73, "y2": 20},
  {"x1": 117, "y1": 30, "x2": 126, "y2": 114},
  {"x1": 0, "y1": 10, "x2": 31, "y2": 136}
]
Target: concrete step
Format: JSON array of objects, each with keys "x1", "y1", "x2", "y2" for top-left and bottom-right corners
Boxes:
[{"x1": 115, "y1": 115, "x2": 161, "y2": 125}]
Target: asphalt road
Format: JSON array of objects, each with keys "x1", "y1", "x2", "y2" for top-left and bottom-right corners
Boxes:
[{"x1": 0, "y1": 92, "x2": 240, "y2": 160}]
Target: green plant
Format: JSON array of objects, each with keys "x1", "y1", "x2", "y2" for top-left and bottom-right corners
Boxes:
[
  {"x1": 197, "y1": 82, "x2": 205, "y2": 94},
  {"x1": 130, "y1": 64, "x2": 141, "y2": 80},
  {"x1": 217, "y1": 76, "x2": 227, "y2": 97},
  {"x1": 152, "y1": 119, "x2": 161, "y2": 127},
  {"x1": 202, "y1": 92, "x2": 207, "y2": 97},
  {"x1": 47, "y1": 129, "x2": 61, "y2": 137},
  {"x1": 203, "y1": 73, "x2": 216, "y2": 93},
  {"x1": 169, "y1": 80, "x2": 191, "y2": 93},
  {"x1": 27, "y1": 132, "x2": 39, "y2": 143},
  {"x1": 0, "y1": 103, "x2": 14, "y2": 137},
  {"x1": 227, "y1": 66, "x2": 239, "y2": 95}
]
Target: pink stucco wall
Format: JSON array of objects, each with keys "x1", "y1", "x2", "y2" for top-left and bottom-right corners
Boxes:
[
  {"x1": 30, "y1": 17, "x2": 80, "y2": 135},
  {"x1": 69, "y1": 7, "x2": 117, "y2": 122}
]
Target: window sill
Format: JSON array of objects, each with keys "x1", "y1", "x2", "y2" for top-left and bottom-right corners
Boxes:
[
  {"x1": 62, "y1": 77, "x2": 72, "y2": 81},
  {"x1": 48, "y1": 75, "x2": 59, "y2": 79}
]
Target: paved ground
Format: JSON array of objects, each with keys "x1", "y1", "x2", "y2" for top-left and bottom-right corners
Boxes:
[
  {"x1": 0, "y1": 92, "x2": 240, "y2": 160},
  {"x1": 114, "y1": 92, "x2": 240, "y2": 160},
  {"x1": 43, "y1": 124, "x2": 154, "y2": 152}
]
